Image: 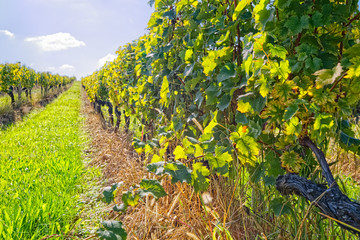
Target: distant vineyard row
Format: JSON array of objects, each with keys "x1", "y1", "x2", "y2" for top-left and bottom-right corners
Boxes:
[
  {"x1": 0, "y1": 62, "x2": 75, "y2": 104},
  {"x1": 82, "y1": 0, "x2": 360, "y2": 238}
]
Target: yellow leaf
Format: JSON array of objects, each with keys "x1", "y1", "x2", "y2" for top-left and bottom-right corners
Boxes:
[
  {"x1": 237, "y1": 100, "x2": 252, "y2": 113},
  {"x1": 203, "y1": 111, "x2": 218, "y2": 134},
  {"x1": 151, "y1": 154, "x2": 162, "y2": 163},
  {"x1": 232, "y1": 0, "x2": 251, "y2": 21},
  {"x1": 173, "y1": 146, "x2": 187, "y2": 160},
  {"x1": 160, "y1": 76, "x2": 170, "y2": 107},
  {"x1": 202, "y1": 51, "x2": 217, "y2": 76},
  {"x1": 185, "y1": 49, "x2": 193, "y2": 64}
]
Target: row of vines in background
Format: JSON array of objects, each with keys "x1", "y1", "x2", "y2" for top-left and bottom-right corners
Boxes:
[
  {"x1": 0, "y1": 62, "x2": 75, "y2": 105},
  {"x1": 82, "y1": 0, "x2": 360, "y2": 239}
]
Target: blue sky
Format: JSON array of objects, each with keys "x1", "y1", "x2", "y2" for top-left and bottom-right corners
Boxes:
[{"x1": 0, "y1": 0, "x2": 153, "y2": 78}]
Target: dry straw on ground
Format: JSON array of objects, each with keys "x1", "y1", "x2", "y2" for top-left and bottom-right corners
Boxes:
[{"x1": 80, "y1": 89, "x2": 257, "y2": 239}]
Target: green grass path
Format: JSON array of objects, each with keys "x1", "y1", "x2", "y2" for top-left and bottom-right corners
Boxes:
[{"x1": 0, "y1": 82, "x2": 88, "y2": 239}]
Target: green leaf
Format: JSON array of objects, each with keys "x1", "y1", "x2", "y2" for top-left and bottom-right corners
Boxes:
[
  {"x1": 305, "y1": 57, "x2": 322, "y2": 72},
  {"x1": 103, "y1": 182, "x2": 122, "y2": 204},
  {"x1": 340, "y1": 131, "x2": 360, "y2": 147},
  {"x1": 230, "y1": 132, "x2": 260, "y2": 165},
  {"x1": 191, "y1": 162, "x2": 210, "y2": 192},
  {"x1": 205, "y1": 84, "x2": 221, "y2": 106},
  {"x1": 172, "y1": 116, "x2": 183, "y2": 132},
  {"x1": 270, "y1": 198, "x2": 291, "y2": 216},
  {"x1": 208, "y1": 148, "x2": 233, "y2": 177},
  {"x1": 122, "y1": 191, "x2": 140, "y2": 207},
  {"x1": 147, "y1": 161, "x2": 166, "y2": 175},
  {"x1": 98, "y1": 220, "x2": 127, "y2": 240},
  {"x1": 283, "y1": 103, "x2": 299, "y2": 121},
  {"x1": 217, "y1": 94, "x2": 231, "y2": 111},
  {"x1": 313, "y1": 114, "x2": 334, "y2": 131},
  {"x1": 311, "y1": 11, "x2": 323, "y2": 27},
  {"x1": 217, "y1": 63, "x2": 236, "y2": 82},
  {"x1": 216, "y1": 31, "x2": 230, "y2": 45},
  {"x1": 173, "y1": 145, "x2": 187, "y2": 160},
  {"x1": 344, "y1": 43, "x2": 360, "y2": 59},
  {"x1": 164, "y1": 161, "x2": 192, "y2": 184},
  {"x1": 267, "y1": 44, "x2": 287, "y2": 60},
  {"x1": 300, "y1": 15, "x2": 310, "y2": 30},
  {"x1": 280, "y1": 151, "x2": 304, "y2": 173},
  {"x1": 232, "y1": 0, "x2": 251, "y2": 20},
  {"x1": 138, "y1": 179, "x2": 167, "y2": 199},
  {"x1": 237, "y1": 93, "x2": 266, "y2": 113},
  {"x1": 284, "y1": 117, "x2": 301, "y2": 136},
  {"x1": 235, "y1": 112, "x2": 248, "y2": 124},
  {"x1": 276, "y1": 0, "x2": 291, "y2": 9},
  {"x1": 284, "y1": 15, "x2": 302, "y2": 35},
  {"x1": 279, "y1": 60, "x2": 291, "y2": 80},
  {"x1": 204, "y1": 111, "x2": 218, "y2": 134},
  {"x1": 265, "y1": 150, "x2": 285, "y2": 178},
  {"x1": 254, "y1": 2, "x2": 273, "y2": 30}
]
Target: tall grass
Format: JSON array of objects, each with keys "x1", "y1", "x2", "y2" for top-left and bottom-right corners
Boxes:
[{"x1": 0, "y1": 82, "x2": 87, "y2": 239}]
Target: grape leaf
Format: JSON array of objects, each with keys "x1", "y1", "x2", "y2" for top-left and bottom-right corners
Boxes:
[
  {"x1": 103, "y1": 182, "x2": 122, "y2": 204},
  {"x1": 232, "y1": 0, "x2": 251, "y2": 20},
  {"x1": 283, "y1": 103, "x2": 299, "y2": 121},
  {"x1": 217, "y1": 94, "x2": 231, "y2": 111},
  {"x1": 204, "y1": 111, "x2": 218, "y2": 134},
  {"x1": 280, "y1": 151, "x2": 304, "y2": 173},
  {"x1": 191, "y1": 162, "x2": 210, "y2": 192},
  {"x1": 98, "y1": 221, "x2": 127, "y2": 240},
  {"x1": 147, "y1": 161, "x2": 166, "y2": 175},
  {"x1": 217, "y1": 63, "x2": 236, "y2": 82},
  {"x1": 138, "y1": 179, "x2": 167, "y2": 199},
  {"x1": 164, "y1": 161, "x2": 192, "y2": 184},
  {"x1": 122, "y1": 191, "x2": 140, "y2": 207},
  {"x1": 160, "y1": 76, "x2": 170, "y2": 107},
  {"x1": 285, "y1": 15, "x2": 302, "y2": 35},
  {"x1": 173, "y1": 145, "x2": 187, "y2": 160}
]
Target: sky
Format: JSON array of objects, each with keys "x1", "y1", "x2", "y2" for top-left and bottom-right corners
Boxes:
[{"x1": 0, "y1": 0, "x2": 154, "y2": 79}]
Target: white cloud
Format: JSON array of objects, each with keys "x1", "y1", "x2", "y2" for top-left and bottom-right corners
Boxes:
[
  {"x1": 47, "y1": 64, "x2": 75, "y2": 75},
  {"x1": 97, "y1": 53, "x2": 117, "y2": 67},
  {"x1": 25, "y1": 32, "x2": 86, "y2": 51},
  {"x1": 59, "y1": 64, "x2": 75, "y2": 71},
  {"x1": 0, "y1": 30, "x2": 15, "y2": 38}
]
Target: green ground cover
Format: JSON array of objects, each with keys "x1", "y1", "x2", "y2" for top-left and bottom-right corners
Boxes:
[{"x1": 0, "y1": 82, "x2": 89, "y2": 239}]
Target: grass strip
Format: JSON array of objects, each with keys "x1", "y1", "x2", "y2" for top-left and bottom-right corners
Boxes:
[{"x1": 0, "y1": 82, "x2": 87, "y2": 239}]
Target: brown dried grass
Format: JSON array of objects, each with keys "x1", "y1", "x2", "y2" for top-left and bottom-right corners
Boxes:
[
  {"x1": 328, "y1": 142, "x2": 360, "y2": 183},
  {"x1": 80, "y1": 89, "x2": 258, "y2": 239}
]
